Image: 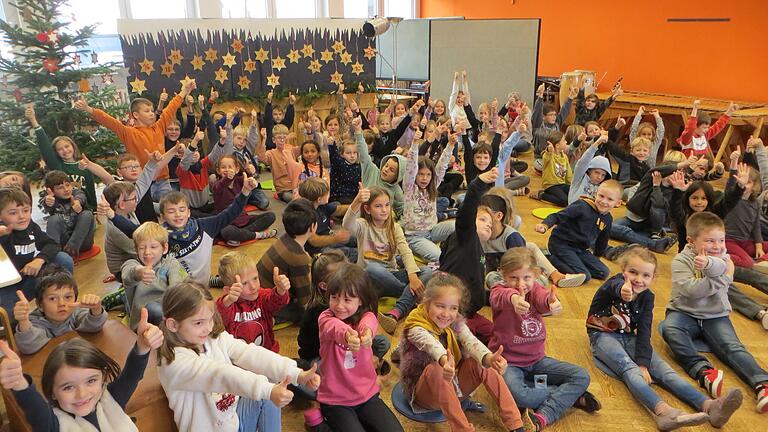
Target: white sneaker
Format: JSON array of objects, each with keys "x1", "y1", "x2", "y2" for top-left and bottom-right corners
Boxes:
[{"x1": 556, "y1": 273, "x2": 587, "y2": 288}]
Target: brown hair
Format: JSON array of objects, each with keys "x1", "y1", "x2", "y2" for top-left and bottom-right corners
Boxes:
[
  {"x1": 130, "y1": 98, "x2": 153, "y2": 114},
  {"x1": 416, "y1": 156, "x2": 438, "y2": 200},
  {"x1": 116, "y1": 153, "x2": 140, "y2": 168},
  {"x1": 585, "y1": 94, "x2": 600, "y2": 104},
  {"x1": 617, "y1": 245, "x2": 658, "y2": 273},
  {"x1": 298, "y1": 176, "x2": 329, "y2": 202},
  {"x1": 584, "y1": 121, "x2": 601, "y2": 133},
  {"x1": 217, "y1": 251, "x2": 257, "y2": 286},
  {"x1": 0, "y1": 186, "x2": 31, "y2": 210},
  {"x1": 103, "y1": 181, "x2": 137, "y2": 209},
  {"x1": 473, "y1": 142, "x2": 492, "y2": 156},
  {"x1": 216, "y1": 154, "x2": 242, "y2": 172},
  {"x1": 35, "y1": 265, "x2": 79, "y2": 306},
  {"x1": 547, "y1": 130, "x2": 565, "y2": 145},
  {"x1": 159, "y1": 191, "x2": 189, "y2": 214},
  {"x1": 499, "y1": 247, "x2": 538, "y2": 274},
  {"x1": 50, "y1": 136, "x2": 81, "y2": 161},
  {"x1": 42, "y1": 339, "x2": 120, "y2": 406},
  {"x1": 309, "y1": 249, "x2": 348, "y2": 308},
  {"x1": 686, "y1": 211, "x2": 724, "y2": 239},
  {"x1": 43, "y1": 170, "x2": 69, "y2": 189},
  {"x1": 325, "y1": 262, "x2": 377, "y2": 325},
  {"x1": 636, "y1": 122, "x2": 656, "y2": 138},
  {"x1": 564, "y1": 124, "x2": 585, "y2": 143},
  {"x1": 361, "y1": 187, "x2": 397, "y2": 261},
  {"x1": 486, "y1": 187, "x2": 516, "y2": 226},
  {"x1": 0, "y1": 171, "x2": 32, "y2": 201},
  {"x1": 422, "y1": 272, "x2": 469, "y2": 314}
]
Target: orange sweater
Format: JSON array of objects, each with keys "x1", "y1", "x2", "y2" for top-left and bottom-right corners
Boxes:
[{"x1": 91, "y1": 95, "x2": 184, "y2": 179}]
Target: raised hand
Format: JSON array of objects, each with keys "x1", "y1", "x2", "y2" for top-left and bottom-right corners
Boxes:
[
  {"x1": 241, "y1": 172, "x2": 258, "y2": 196},
  {"x1": 0, "y1": 341, "x2": 27, "y2": 391},
  {"x1": 483, "y1": 345, "x2": 507, "y2": 374},
  {"x1": 441, "y1": 351, "x2": 456, "y2": 381},
  {"x1": 73, "y1": 96, "x2": 93, "y2": 114},
  {"x1": 356, "y1": 185, "x2": 371, "y2": 204},
  {"x1": 651, "y1": 171, "x2": 662, "y2": 187},
  {"x1": 730, "y1": 146, "x2": 742, "y2": 163},
  {"x1": 194, "y1": 127, "x2": 205, "y2": 142},
  {"x1": 477, "y1": 167, "x2": 499, "y2": 184},
  {"x1": 725, "y1": 102, "x2": 738, "y2": 116},
  {"x1": 159, "y1": 88, "x2": 168, "y2": 103},
  {"x1": 735, "y1": 162, "x2": 751, "y2": 188},
  {"x1": 77, "y1": 153, "x2": 92, "y2": 170},
  {"x1": 297, "y1": 363, "x2": 321, "y2": 390},
  {"x1": 577, "y1": 131, "x2": 588, "y2": 142},
  {"x1": 269, "y1": 376, "x2": 294, "y2": 408},
  {"x1": 511, "y1": 294, "x2": 531, "y2": 315},
  {"x1": 615, "y1": 117, "x2": 627, "y2": 129},
  {"x1": 71, "y1": 196, "x2": 82, "y2": 214},
  {"x1": 97, "y1": 193, "x2": 114, "y2": 220},
  {"x1": 210, "y1": 88, "x2": 219, "y2": 101},
  {"x1": 13, "y1": 291, "x2": 31, "y2": 329},
  {"x1": 44, "y1": 188, "x2": 55, "y2": 207},
  {"x1": 273, "y1": 267, "x2": 291, "y2": 295},
  {"x1": 24, "y1": 103, "x2": 39, "y2": 128},
  {"x1": 345, "y1": 329, "x2": 361, "y2": 352},
  {"x1": 180, "y1": 79, "x2": 197, "y2": 97},
  {"x1": 135, "y1": 265, "x2": 156, "y2": 284},
  {"x1": 136, "y1": 308, "x2": 164, "y2": 354},
  {"x1": 548, "y1": 287, "x2": 563, "y2": 315},
  {"x1": 568, "y1": 86, "x2": 578, "y2": 99},
  {"x1": 289, "y1": 93, "x2": 297, "y2": 105},
  {"x1": 536, "y1": 83, "x2": 545, "y2": 98},
  {"x1": 350, "y1": 116, "x2": 362, "y2": 133},
  {"x1": 620, "y1": 279, "x2": 634, "y2": 302},
  {"x1": 225, "y1": 274, "x2": 243, "y2": 305}
]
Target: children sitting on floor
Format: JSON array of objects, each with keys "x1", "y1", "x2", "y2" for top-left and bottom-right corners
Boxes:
[
  {"x1": 41, "y1": 171, "x2": 95, "y2": 257},
  {"x1": 678, "y1": 100, "x2": 737, "y2": 157}
]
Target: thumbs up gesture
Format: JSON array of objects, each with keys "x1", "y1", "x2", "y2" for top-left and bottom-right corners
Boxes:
[
  {"x1": 270, "y1": 376, "x2": 294, "y2": 407},
  {"x1": 70, "y1": 196, "x2": 82, "y2": 214},
  {"x1": 44, "y1": 188, "x2": 55, "y2": 207},
  {"x1": 511, "y1": 293, "x2": 531, "y2": 315},
  {"x1": 13, "y1": 290, "x2": 31, "y2": 331},
  {"x1": 224, "y1": 274, "x2": 243, "y2": 306},
  {"x1": 297, "y1": 363, "x2": 321, "y2": 390},
  {"x1": 346, "y1": 329, "x2": 361, "y2": 352},
  {"x1": 0, "y1": 341, "x2": 27, "y2": 391},
  {"x1": 350, "y1": 116, "x2": 362, "y2": 133},
  {"x1": 241, "y1": 172, "x2": 258, "y2": 195},
  {"x1": 548, "y1": 287, "x2": 563, "y2": 316},
  {"x1": 73, "y1": 293, "x2": 103, "y2": 316},
  {"x1": 483, "y1": 345, "x2": 508, "y2": 374},
  {"x1": 136, "y1": 308, "x2": 164, "y2": 354},
  {"x1": 273, "y1": 267, "x2": 291, "y2": 296},
  {"x1": 693, "y1": 249, "x2": 709, "y2": 271},
  {"x1": 359, "y1": 327, "x2": 373, "y2": 348},
  {"x1": 356, "y1": 185, "x2": 370, "y2": 204},
  {"x1": 620, "y1": 278, "x2": 634, "y2": 302},
  {"x1": 440, "y1": 351, "x2": 456, "y2": 381},
  {"x1": 159, "y1": 88, "x2": 168, "y2": 103},
  {"x1": 135, "y1": 265, "x2": 156, "y2": 284},
  {"x1": 97, "y1": 193, "x2": 114, "y2": 221}
]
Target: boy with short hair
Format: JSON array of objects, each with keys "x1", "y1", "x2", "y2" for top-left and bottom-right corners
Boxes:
[
  {"x1": 298, "y1": 177, "x2": 354, "y2": 260},
  {"x1": 101, "y1": 181, "x2": 139, "y2": 279},
  {"x1": 661, "y1": 211, "x2": 768, "y2": 412},
  {"x1": 0, "y1": 187, "x2": 73, "y2": 315},
  {"x1": 574, "y1": 83, "x2": 623, "y2": 126},
  {"x1": 41, "y1": 170, "x2": 95, "y2": 257},
  {"x1": 256, "y1": 124, "x2": 302, "y2": 203},
  {"x1": 532, "y1": 84, "x2": 575, "y2": 172},
  {"x1": 13, "y1": 267, "x2": 106, "y2": 354},
  {"x1": 536, "y1": 180, "x2": 623, "y2": 282},
  {"x1": 263, "y1": 91, "x2": 296, "y2": 150},
  {"x1": 678, "y1": 100, "x2": 737, "y2": 157},
  {"x1": 216, "y1": 251, "x2": 291, "y2": 352},
  {"x1": 121, "y1": 222, "x2": 187, "y2": 329}
]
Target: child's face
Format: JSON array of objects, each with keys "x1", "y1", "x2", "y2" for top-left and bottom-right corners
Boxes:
[
  {"x1": 117, "y1": 160, "x2": 141, "y2": 182},
  {"x1": 502, "y1": 265, "x2": 536, "y2": 295},
  {"x1": 0, "y1": 174, "x2": 22, "y2": 189},
  {"x1": 309, "y1": 115, "x2": 322, "y2": 132},
  {"x1": 54, "y1": 140, "x2": 76, "y2": 162},
  {"x1": 341, "y1": 144, "x2": 358, "y2": 164},
  {"x1": 473, "y1": 152, "x2": 491, "y2": 171},
  {"x1": 689, "y1": 227, "x2": 726, "y2": 256},
  {"x1": 476, "y1": 209, "x2": 493, "y2": 242},
  {"x1": 52, "y1": 364, "x2": 104, "y2": 418},
  {"x1": 273, "y1": 133, "x2": 287, "y2": 149},
  {"x1": 162, "y1": 200, "x2": 191, "y2": 229},
  {"x1": 688, "y1": 188, "x2": 708, "y2": 213},
  {"x1": 377, "y1": 117, "x2": 391, "y2": 133},
  {"x1": 394, "y1": 103, "x2": 407, "y2": 117},
  {"x1": 302, "y1": 144, "x2": 319, "y2": 164},
  {"x1": 585, "y1": 98, "x2": 597, "y2": 110},
  {"x1": 456, "y1": 91, "x2": 465, "y2": 106},
  {"x1": 217, "y1": 158, "x2": 238, "y2": 179},
  {"x1": 137, "y1": 239, "x2": 168, "y2": 268},
  {"x1": 434, "y1": 100, "x2": 446, "y2": 116},
  {"x1": 691, "y1": 159, "x2": 708, "y2": 178},
  {"x1": 427, "y1": 291, "x2": 460, "y2": 329},
  {"x1": 329, "y1": 292, "x2": 361, "y2": 321},
  {"x1": 326, "y1": 119, "x2": 340, "y2": 136},
  {"x1": 593, "y1": 186, "x2": 621, "y2": 214},
  {"x1": 555, "y1": 137, "x2": 568, "y2": 152},
  {"x1": 40, "y1": 285, "x2": 77, "y2": 323},
  {"x1": 638, "y1": 127, "x2": 654, "y2": 141},
  {"x1": 233, "y1": 133, "x2": 246, "y2": 150},
  {"x1": 630, "y1": 145, "x2": 650, "y2": 161},
  {"x1": 695, "y1": 124, "x2": 710, "y2": 136},
  {"x1": 416, "y1": 167, "x2": 433, "y2": 190},
  {"x1": 364, "y1": 194, "x2": 391, "y2": 224},
  {"x1": 165, "y1": 124, "x2": 181, "y2": 141},
  {"x1": 51, "y1": 182, "x2": 73, "y2": 200},
  {"x1": 132, "y1": 103, "x2": 156, "y2": 126},
  {"x1": 273, "y1": 108, "x2": 285, "y2": 124},
  {"x1": 409, "y1": 115, "x2": 420, "y2": 129},
  {"x1": 586, "y1": 124, "x2": 601, "y2": 138},
  {"x1": 349, "y1": 100, "x2": 359, "y2": 112},
  {"x1": 236, "y1": 267, "x2": 261, "y2": 301},
  {"x1": 587, "y1": 168, "x2": 607, "y2": 185},
  {"x1": 380, "y1": 158, "x2": 399, "y2": 183},
  {"x1": 543, "y1": 110, "x2": 557, "y2": 125},
  {"x1": 622, "y1": 257, "x2": 655, "y2": 296},
  {"x1": 478, "y1": 108, "x2": 489, "y2": 123},
  {"x1": 172, "y1": 302, "x2": 216, "y2": 348},
  {"x1": 425, "y1": 124, "x2": 437, "y2": 140},
  {"x1": 0, "y1": 202, "x2": 32, "y2": 231}
]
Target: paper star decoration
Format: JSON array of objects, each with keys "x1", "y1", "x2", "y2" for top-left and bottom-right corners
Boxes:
[
  {"x1": 301, "y1": 44, "x2": 315, "y2": 58},
  {"x1": 160, "y1": 62, "x2": 175, "y2": 78},
  {"x1": 266, "y1": 73, "x2": 280, "y2": 88},
  {"x1": 363, "y1": 46, "x2": 377, "y2": 60},
  {"x1": 351, "y1": 62, "x2": 364, "y2": 75},
  {"x1": 42, "y1": 58, "x2": 59, "y2": 73},
  {"x1": 204, "y1": 48, "x2": 218, "y2": 62},
  {"x1": 307, "y1": 59, "x2": 322, "y2": 74},
  {"x1": 179, "y1": 75, "x2": 195, "y2": 88},
  {"x1": 190, "y1": 55, "x2": 205, "y2": 71},
  {"x1": 243, "y1": 58, "x2": 257, "y2": 73},
  {"x1": 320, "y1": 50, "x2": 334, "y2": 63},
  {"x1": 214, "y1": 68, "x2": 228, "y2": 84},
  {"x1": 129, "y1": 77, "x2": 147, "y2": 94},
  {"x1": 272, "y1": 56, "x2": 286, "y2": 71},
  {"x1": 329, "y1": 70, "x2": 343, "y2": 86},
  {"x1": 254, "y1": 47, "x2": 269, "y2": 62},
  {"x1": 339, "y1": 51, "x2": 352, "y2": 65},
  {"x1": 101, "y1": 73, "x2": 114, "y2": 85},
  {"x1": 168, "y1": 49, "x2": 184, "y2": 65},
  {"x1": 331, "y1": 40, "x2": 346, "y2": 53},
  {"x1": 287, "y1": 49, "x2": 301, "y2": 63},
  {"x1": 138, "y1": 58, "x2": 155, "y2": 74},
  {"x1": 222, "y1": 52, "x2": 237, "y2": 68},
  {"x1": 230, "y1": 39, "x2": 244, "y2": 53},
  {"x1": 237, "y1": 74, "x2": 251, "y2": 90}
]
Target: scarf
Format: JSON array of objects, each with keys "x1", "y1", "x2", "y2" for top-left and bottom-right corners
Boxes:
[
  {"x1": 402, "y1": 304, "x2": 461, "y2": 362},
  {"x1": 165, "y1": 218, "x2": 199, "y2": 243}
]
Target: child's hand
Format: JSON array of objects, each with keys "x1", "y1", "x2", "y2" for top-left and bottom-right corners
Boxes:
[
  {"x1": 24, "y1": 103, "x2": 39, "y2": 128},
  {"x1": 44, "y1": 188, "x2": 55, "y2": 207},
  {"x1": 338, "y1": 83, "x2": 345, "y2": 94},
  {"x1": 74, "y1": 293, "x2": 103, "y2": 315},
  {"x1": 692, "y1": 100, "x2": 701, "y2": 110},
  {"x1": 748, "y1": 137, "x2": 763, "y2": 152},
  {"x1": 713, "y1": 161, "x2": 724, "y2": 173},
  {"x1": 71, "y1": 197, "x2": 82, "y2": 214},
  {"x1": 483, "y1": 346, "x2": 507, "y2": 375},
  {"x1": 725, "y1": 102, "x2": 738, "y2": 116},
  {"x1": 158, "y1": 88, "x2": 168, "y2": 103},
  {"x1": 97, "y1": 193, "x2": 114, "y2": 220},
  {"x1": 241, "y1": 172, "x2": 258, "y2": 195},
  {"x1": 345, "y1": 329, "x2": 361, "y2": 351},
  {"x1": 413, "y1": 129, "x2": 423, "y2": 141},
  {"x1": 266, "y1": 90, "x2": 274, "y2": 102},
  {"x1": 358, "y1": 82, "x2": 365, "y2": 93},
  {"x1": 350, "y1": 116, "x2": 362, "y2": 133},
  {"x1": 756, "y1": 244, "x2": 765, "y2": 259},
  {"x1": 511, "y1": 294, "x2": 531, "y2": 315},
  {"x1": 20, "y1": 258, "x2": 44, "y2": 276},
  {"x1": 477, "y1": 167, "x2": 499, "y2": 184},
  {"x1": 536, "y1": 83, "x2": 545, "y2": 98},
  {"x1": 693, "y1": 250, "x2": 709, "y2": 271},
  {"x1": 269, "y1": 376, "x2": 294, "y2": 408},
  {"x1": 568, "y1": 86, "x2": 578, "y2": 99},
  {"x1": 411, "y1": 98, "x2": 425, "y2": 114},
  {"x1": 225, "y1": 275, "x2": 243, "y2": 304},
  {"x1": 517, "y1": 122, "x2": 527, "y2": 133},
  {"x1": 136, "y1": 308, "x2": 164, "y2": 354},
  {"x1": 273, "y1": 267, "x2": 291, "y2": 296},
  {"x1": 639, "y1": 365, "x2": 653, "y2": 384},
  {"x1": 548, "y1": 288, "x2": 563, "y2": 315},
  {"x1": 259, "y1": 128, "x2": 267, "y2": 142},
  {"x1": 730, "y1": 145, "x2": 741, "y2": 163},
  {"x1": 144, "y1": 149, "x2": 163, "y2": 163},
  {"x1": 135, "y1": 265, "x2": 156, "y2": 284},
  {"x1": 289, "y1": 93, "x2": 296, "y2": 105},
  {"x1": 73, "y1": 96, "x2": 93, "y2": 114},
  {"x1": 535, "y1": 223, "x2": 548, "y2": 234},
  {"x1": 219, "y1": 126, "x2": 228, "y2": 140},
  {"x1": 597, "y1": 129, "x2": 609, "y2": 144},
  {"x1": 735, "y1": 162, "x2": 751, "y2": 188},
  {"x1": 620, "y1": 279, "x2": 634, "y2": 302},
  {"x1": 408, "y1": 273, "x2": 425, "y2": 297},
  {"x1": 180, "y1": 79, "x2": 197, "y2": 97},
  {"x1": 245, "y1": 163, "x2": 256, "y2": 176},
  {"x1": 0, "y1": 341, "x2": 27, "y2": 391},
  {"x1": 333, "y1": 229, "x2": 351, "y2": 244},
  {"x1": 209, "y1": 88, "x2": 219, "y2": 101},
  {"x1": 577, "y1": 131, "x2": 587, "y2": 142},
  {"x1": 546, "y1": 142, "x2": 554, "y2": 154},
  {"x1": 724, "y1": 254, "x2": 735, "y2": 277},
  {"x1": 612, "y1": 86, "x2": 624, "y2": 98},
  {"x1": 490, "y1": 98, "x2": 499, "y2": 111},
  {"x1": 13, "y1": 291, "x2": 31, "y2": 327},
  {"x1": 615, "y1": 117, "x2": 627, "y2": 129},
  {"x1": 198, "y1": 94, "x2": 205, "y2": 109},
  {"x1": 440, "y1": 351, "x2": 455, "y2": 381},
  {"x1": 651, "y1": 171, "x2": 662, "y2": 187},
  {"x1": 297, "y1": 363, "x2": 320, "y2": 390},
  {"x1": 77, "y1": 153, "x2": 92, "y2": 170},
  {"x1": 356, "y1": 185, "x2": 371, "y2": 204},
  {"x1": 359, "y1": 327, "x2": 373, "y2": 348},
  {"x1": 0, "y1": 226, "x2": 8, "y2": 236},
  {"x1": 194, "y1": 127, "x2": 205, "y2": 142}
]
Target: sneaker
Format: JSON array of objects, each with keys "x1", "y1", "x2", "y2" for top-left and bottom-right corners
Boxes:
[
  {"x1": 377, "y1": 359, "x2": 391, "y2": 376},
  {"x1": 378, "y1": 311, "x2": 399, "y2": 334},
  {"x1": 650, "y1": 232, "x2": 663, "y2": 240},
  {"x1": 700, "y1": 368, "x2": 724, "y2": 398},
  {"x1": 510, "y1": 159, "x2": 528, "y2": 173},
  {"x1": 226, "y1": 240, "x2": 242, "y2": 247},
  {"x1": 651, "y1": 236, "x2": 677, "y2": 254},
  {"x1": 605, "y1": 244, "x2": 639, "y2": 261},
  {"x1": 530, "y1": 189, "x2": 544, "y2": 200},
  {"x1": 757, "y1": 384, "x2": 768, "y2": 413},
  {"x1": 512, "y1": 187, "x2": 530, "y2": 196},
  {"x1": 556, "y1": 273, "x2": 587, "y2": 288},
  {"x1": 255, "y1": 228, "x2": 278, "y2": 240},
  {"x1": 573, "y1": 391, "x2": 602, "y2": 412},
  {"x1": 760, "y1": 310, "x2": 768, "y2": 331}
]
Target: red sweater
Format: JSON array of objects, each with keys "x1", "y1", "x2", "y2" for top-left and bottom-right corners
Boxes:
[
  {"x1": 215, "y1": 288, "x2": 289, "y2": 352},
  {"x1": 677, "y1": 114, "x2": 730, "y2": 156}
]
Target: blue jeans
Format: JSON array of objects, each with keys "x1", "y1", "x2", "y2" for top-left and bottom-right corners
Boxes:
[
  {"x1": 502, "y1": 356, "x2": 589, "y2": 424},
  {"x1": 249, "y1": 189, "x2": 270, "y2": 210},
  {"x1": 0, "y1": 252, "x2": 73, "y2": 318},
  {"x1": 661, "y1": 310, "x2": 768, "y2": 389},
  {"x1": 590, "y1": 332, "x2": 707, "y2": 411},
  {"x1": 236, "y1": 397, "x2": 281, "y2": 431},
  {"x1": 546, "y1": 242, "x2": 608, "y2": 282},
  {"x1": 405, "y1": 220, "x2": 455, "y2": 263},
  {"x1": 610, "y1": 217, "x2": 667, "y2": 250},
  {"x1": 365, "y1": 262, "x2": 432, "y2": 316},
  {"x1": 46, "y1": 210, "x2": 95, "y2": 252}
]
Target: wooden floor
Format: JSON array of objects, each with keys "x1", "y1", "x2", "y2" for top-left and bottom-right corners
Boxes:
[{"x1": 14, "y1": 153, "x2": 768, "y2": 431}]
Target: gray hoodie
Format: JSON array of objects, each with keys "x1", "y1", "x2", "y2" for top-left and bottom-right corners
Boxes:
[
  {"x1": 668, "y1": 244, "x2": 733, "y2": 319},
  {"x1": 15, "y1": 307, "x2": 107, "y2": 355},
  {"x1": 121, "y1": 255, "x2": 188, "y2": 329},
  {"x1": 357, "y1": 131, "x2": 406, "y2": 218},
  {"x1": 568, "y1": 144, "x2": 612, "y2": 204}
]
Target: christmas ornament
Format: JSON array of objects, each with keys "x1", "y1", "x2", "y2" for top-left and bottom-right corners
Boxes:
[
  {"x1": 237, "y1": 74, "x2": 251, "y2": 90},
  {"x1": 329, "y1": 71, "x2": 343, "y2": 86},
  {"x1": 160, "y1": 61, "x2": 175, "y2": 78},
  {"x1": 287, "y1": 49, "x2": 301, "y2": 64},
  {"x1": 301, "y1": 44, "x2": 315, "y2": 58},
  {"x1": 214, "y1": 68, "x2": 228, "y2": 84},
  {"x1": 46, "y1": 30, "x2": 59, "y2": 44},
  {"x1": 320, "y1": 49, "x2": 334, "y2": 63},
  {"x1": 36, "y1": 32, "x2": 48, "y2": 43},
  {"x1": 129, "y1": 77, "x2": 147, "y2": 94},
  {"x1": 339, "y1": 51, "x2": 352, "y2": 65},
  {"x1": 221, "y1": 52, "x2": 237, "y2": 68},
  {"x1": 138, "y1": 58, "x2": 155, "y2": 74},
  {"x1": 13, "y1": 88, "x2": 22, "y2": 102},
  {"x1": 331, "y1": 40, "x2": 346, "y2": 53},
  {"x1": 266, "y1": 73, "x2": 280, "y2": 88},
  {"x1": 243, "y1": 58, "x2": 257, "y2": 73},
  {"x1": 363, "y1": 46, "x2": 377, "y2": 60},
  {"x1": 101, "y1": 73, "x2": 114, "y2": 85},
  {"x1": 42, "y1": 58, "x2": 59, "y2": 72},
  {"x1": 230, "y1": 39, "x2": 244, "y2": 53},
  {"x1": 307, "y1": 59, "x2": 321, "y2": 74},
  {"x1": 73, "y1": 53, "x2": 81, "y2": 66},
  {"x1": 351, "y1": 62, "x2": 364, "y2": 75},
  {"x1": 190, "y1": 55, "x2": 205, "y2": 71},
  {"x1": 179, "y1": 75, "x2": 195, "y2": 88},
  {"x1": 254, "y1": 47, "x2": 269, "y2": 62},
  {"x1": 204, "y1": 48, "x2": 218, "y2": 62},
  {"x1": 168, "y1": 49, "x2": 184, "y2": 65},
  {"x1": 272, "y1": 56, "x2": 286, "y2": 71},
  {"x1": 91, "y1": 52, "x2": 99, "y2": 63}
]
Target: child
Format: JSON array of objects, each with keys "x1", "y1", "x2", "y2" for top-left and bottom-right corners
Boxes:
[
  {"x1": 369, "y1": 102, "x2": 415, "y2": 168},
  {"x1": 0, "y1": 171, "x2": 32, "y2": 201},
  {"x1": 41, "y1": 170, "x2": 95, "y2": 256},
  {"x1": 354, "y1": 116, "x2": 407, "y2": 218},
  {"x1": 448, "y1": 70, "x2": 471, "y2": 125},
  {"x1": 256, "y1": 124, "x2": 302, "y2": 203},
  {"x1": 298, "y1": 140, "x2": 329, "y2": 184},
  {"x1": 13, "y1": 267, "x2": 106, "y2": 354},
  {"x1": 574, "y1": 83, "x2": 623, "y2": 125},
  {"x1": 0, "y1": 187, "x2": 73, "y2": 315},
  {"x1": 121, "y1": 222, "x2": 187, "y2": 328},
  {"x1": 532, "y1": 84, "x2": 575, "y2": 172},
  {"x1": 230, "y1": 113, "x2": 270, "y2": 210},
  {"x1": 176, "y1": 129, "x2": 220, "y2": 217},
  {"x1": 216, "y1": 251, "x2": 290, "y2": 352},
  {"x1": 316, "y1": 262, "x2": 403, "y2": 432},
  {"x1": 0, "y1": 313, "x2": 163, "y2": 431},
  {"x1": 400, "y1": 272, "x2": 530, "y2": 432},
  {"x1": 536, "y1": 181, "x2": 623, "y2": 282},
  {"x1": 724, "y1": 164, "x2": 768, "y2": 272},
  {"x1": 156, "y1": 281, "x2": 320, "y2": 432},
  {"x1": 495, "y1": 121, "x2": 531, "y2": 194},
  {"x1": 533, "y1": 131, "x2": 572, "y2": 207},
  {"x1": 101, "y1": 182, "x2": 139, "y2": 279},
  {"x1": 567, "y1": 131, "x2": 612, "y2": 205},
  {"x1": 342, "y1": 186, "x2": 432, "y2": 333},
  {"x1": 491, "y1": 248, "x2": 598, "y2": 430},
  {"x1": 677, "y1": 100, "x2": 736, "y2": 157},
  {"x1": 623, "y1": 106, "x2": 665, "y2": 187},
  {"x1": 661, "y1": 212, "x2": 768, "y2": 412},
  {"x1": 589, "y1": 246, "x2": 742, "y2": 430},
  {"x1": 328, "y1": 137, "x2": 361, "y2": 205},
  {"x1": 263, "y1": 90, "x2": 296, "y2": 149},
  {"x1": 299, "y1": 178, "x2": 355, "y2": 260}
]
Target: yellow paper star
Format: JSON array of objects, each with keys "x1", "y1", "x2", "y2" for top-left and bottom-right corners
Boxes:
[
  {"x1": 287, "y1": 49, "x2": 301, "y2": 63},
  {"x1": 339, "y1": 51, "x2": 352, "y2": 65},
  {"x1": 222, "y1": 52, "x2": 237, "y2": 68},
  {"x1": 190, "y1": 55, "x2": 205, "y2": 71},
  {"x1": 307, "y1": 59, "x2": 321, "y2": 74},
  {"x1": 254, "y1": 47, "x2": 269, "y2": 62},
  {"x1": 329, "y1": 70, "x2": 343, "y2": 86},
  {"x1": 230, "y1": 38, "x2": 244, "y2": 53},
  {"x1": 160, "y1": 61, "x2": 175, "y2": 78},
  {"x1": 129, "y1": 77, "x2": 146, "y2": 94},
  {"x1": 320, "y1": 49, "x2": 334, "y2": 63},
  {"x1": 351, "y1": 62, "x2": 364, "y2": 76},
  {"x1": 214, "y1": 68, "x2": 228, "y2": 84},
  {"x1": 272, "y1": 56, "x2": 286, "y2": 71},
  {"x1": 179, "y1": 75, "x2": 195, "y2": 88},
  {"x1": 204, "y1": 48, "x2": 218, "y2": 62},
  {"x1": 243, "y1": 58, "x2": 257, "y2": 73},
  {"x1": 168, "y1": 49, "x2": 184, "y2": 66},
  {"x1": 301, "y1": 44, "x2": 315, "y2": 58},
  {"x1": 363, "y1": 46, "x2": 377, "y2": 60},
  {"x1": 331, "y1": 40, "x2": 346, "y2": 53},
  {"x1": 138, "y1": 58, "x2": 154, "y2": 75},
  {"x1": 266, "y1": 73, "x2": 280, "y2": 88},
  {"x1": 237, "y1": 74, "x2": 251, "y2": 90}
]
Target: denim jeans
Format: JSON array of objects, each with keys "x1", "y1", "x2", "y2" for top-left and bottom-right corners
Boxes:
[
  {"x1": 0, "y1": 252, "x2": 73, "y2": 318},
  {"x1": 728, "y1": 279, "x2": 766, "y2": 320},
  {"x1": 46, "y1": 210, "x2": 95, "y2": 252},
  {"x1": 590, "y1": 331, "x2": 707, "y2": 411},
  {"x1": 365, "y1": 262, "x2": 432, "y2": 317},
  {"x1": 150, "y1": 179, "x2": 173, "y2": 202},
  {"x1": 236, "y1": 397, "x2": 281, "y2": 431},
  {"x1": 610, "y1": 216, "x2": 668, "y2": 250},
  {"x1": 546, "y1": 242, "x2": 608, "y2": 282},
  {"x1": 405, "y1": 220, "x2": 455, "y2": 263},
  {"x1": 502, "y1": 356, "x2": 590, "y2": 424},
  {"x1": 249, "y1": 189, "x2": 270, "y2": 210},
  {"x1": 661, "y1": 310, "x2": 768, "y2": 389}
]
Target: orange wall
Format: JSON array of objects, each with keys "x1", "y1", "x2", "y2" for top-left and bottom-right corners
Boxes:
[{"x1": 420, "y1": 0, "x2": 767, "y2": 103}]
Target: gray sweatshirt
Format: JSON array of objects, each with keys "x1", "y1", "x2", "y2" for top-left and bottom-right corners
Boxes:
[
  {"x1": 15, "y1": 307, "x2": 107, "y2": 355},
  {"x1": 668, "y1": 244, "x2": 733, "y2": 319},
  {"x1": 121, "y1": 255, "x2": 188, "y2": 329}
]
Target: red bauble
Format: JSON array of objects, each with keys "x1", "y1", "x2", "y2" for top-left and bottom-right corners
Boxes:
[
  {"x1": 36, "y1": 32, "x2": 48, "y2": 43},
  {"x1": 42, "y1": 58, "x2": 59, "y2": 73}
]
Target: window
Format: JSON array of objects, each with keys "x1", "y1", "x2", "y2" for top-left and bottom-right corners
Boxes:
[
  {"x1": 275, "y1": 0, "x2": 316, "y2": 18},
  {"x1": 384, "y1": 0, "x2": 413, "y2": 19},
  {"x1": 221, "y1": 0, "x2": 268, "y2": 18},
  {"x1": 344, "y1": 0, "x2": 375, "y2": 18},
  {"x1": 59, "y1": 0, "x2": 120, "y2": 34},
  {"x1": 129, "y1": 0, "x2": 188, "y2": 19}
]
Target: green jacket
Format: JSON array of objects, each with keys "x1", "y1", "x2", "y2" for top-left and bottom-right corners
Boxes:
[
  {"x1": 355, "y1": 131, "x2": 405, "y2": 218},
  {"x1": 35, "y1": 127, "x2": 98, "y2": 209}
]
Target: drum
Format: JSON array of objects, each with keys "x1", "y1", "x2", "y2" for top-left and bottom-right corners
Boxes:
[
  {"x1": 559, "y1": 72, "x2": 581, "y2": 104},
  {"x1": 575, "y1": 70, "x2": 596, "y2": 94}
]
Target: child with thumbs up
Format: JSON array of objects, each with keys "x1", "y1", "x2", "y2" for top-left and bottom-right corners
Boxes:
[
  {"x1": 13, "y1": 265, "x2": 106, "y2": 355},
  {"x1": 490, "y1": 247, "x2": 597, "y2": 431},
  {"x1": 41, "y1": 170, "x2": 95, "y2": 257}
]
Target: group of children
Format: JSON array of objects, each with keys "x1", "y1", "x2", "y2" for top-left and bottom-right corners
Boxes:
[{"x1": 0, "y1": 69, "x2": 766, "y2": 432}]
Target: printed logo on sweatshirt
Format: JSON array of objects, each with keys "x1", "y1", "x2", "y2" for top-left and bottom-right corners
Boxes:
[
  {"x1": 14, "y1": 242, "x2": 38, "y2": 257},
  {"x1": 517, "y1": 315, "x2": 544, "y2": 340},
  {"x1": 234, "y1": 308, "x2": 262, "y2": 322}
]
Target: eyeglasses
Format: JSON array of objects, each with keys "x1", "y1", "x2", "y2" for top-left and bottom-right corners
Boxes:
[
  {"x1": 121, "y1": 196, "x2": 138, "y2": 203},
  {"x1": 120, "y1": 164, "x2": 141, "y2": 170}
]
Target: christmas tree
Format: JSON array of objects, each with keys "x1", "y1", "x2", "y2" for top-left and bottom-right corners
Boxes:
[{"x1": 0, "y1": 0, "x2": 127, "y2": 179}]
